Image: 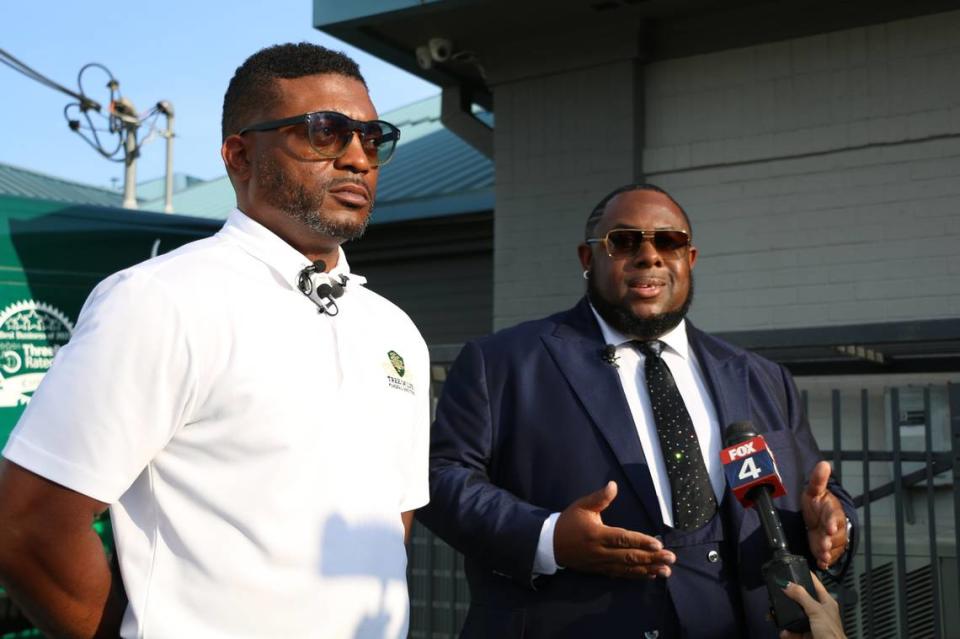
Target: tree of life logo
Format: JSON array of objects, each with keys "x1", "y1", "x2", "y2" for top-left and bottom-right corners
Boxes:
[{"x1": 0, "y1": 300, "x2": 74, "y2": 408}]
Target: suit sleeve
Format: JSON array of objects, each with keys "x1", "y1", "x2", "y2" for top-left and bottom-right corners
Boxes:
[
  {"x1": 779, "y1": 364, "x2": 859, "y2": 576},
  {"x1": 416, "y1": 340, "x2": 551, "y2": 586}
]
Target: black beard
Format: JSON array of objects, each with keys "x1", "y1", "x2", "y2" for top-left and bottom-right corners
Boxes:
[
  {"x1": 259, "y1": 156, "x2": 371, "y2": 242},
  {"x1": 587, "y1": 273, "x2": 694, "y2": 341}
]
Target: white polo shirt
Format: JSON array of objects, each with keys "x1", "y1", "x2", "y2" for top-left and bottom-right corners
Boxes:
[{"x1": 3, "y1": 209, "x2": 430, "y2": 639}]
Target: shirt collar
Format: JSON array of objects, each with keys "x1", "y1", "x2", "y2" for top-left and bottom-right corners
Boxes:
[
  {"x1": 217, "y1": 208, "x2": 366, "y2": 290},
  {"x1": 589, "y1": 303, "x2": 690, "y2": 360}
]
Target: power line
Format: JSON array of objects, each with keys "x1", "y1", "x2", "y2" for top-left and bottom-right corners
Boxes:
[
  {"x1": 1, "y1": 48, "x2": 176, "y2": 210},
  {"x1": 0, "y1": 48, "x2": 101, "y2": 111}
]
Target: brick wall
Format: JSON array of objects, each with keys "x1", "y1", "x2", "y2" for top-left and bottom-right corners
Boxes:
[
  {"x1": 643, "y1": 12, "x2": 960, "y2": 331},
  {"x1": 490, "y1": 11, "x2": 960, "y2": 332},
  {"x1": 493, "y1": 60, "x2": 640, "y2": 329}
]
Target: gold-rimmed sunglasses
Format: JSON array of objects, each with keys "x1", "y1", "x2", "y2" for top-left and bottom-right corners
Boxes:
[{"x1": 585, "y1": 228, "x2": 691, "y2": 259}]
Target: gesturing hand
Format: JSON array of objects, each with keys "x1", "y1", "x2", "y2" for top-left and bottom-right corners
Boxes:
[
  {"x1": 553, "y1": 481, "x2": 675, "y2": 579},
  {"x1": 802, "y1": 462, "x2": 848, "y2": 570}
]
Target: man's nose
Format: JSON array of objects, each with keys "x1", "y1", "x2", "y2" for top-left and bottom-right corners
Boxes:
[{"x1": 630, "y1": 237, "x2": 663, "y2": 266}]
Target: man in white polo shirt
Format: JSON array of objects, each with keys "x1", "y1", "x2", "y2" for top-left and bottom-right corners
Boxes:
[{"x1": 0, "y1": 43, "x2": 429, "y2": 638}]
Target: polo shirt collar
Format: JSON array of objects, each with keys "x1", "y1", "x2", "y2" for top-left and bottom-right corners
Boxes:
[
  {"x1": 218, "y1": 208, "x2": 366, "y2": 290},
  {"x1": 589, "y1": 304, "x2": 690, "y2": 360}
]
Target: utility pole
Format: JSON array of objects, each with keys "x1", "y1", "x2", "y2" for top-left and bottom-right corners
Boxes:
[
  {"x1": 112, "y1": 96, "x2": 140, "y2": 210},
  {"x1": 157, "y1": 101, "x2": 175, "y2": 214}
]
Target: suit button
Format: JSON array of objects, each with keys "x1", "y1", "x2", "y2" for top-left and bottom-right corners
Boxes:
[{"x1": 707, "y1": 550, "x2": 720, "y2": 563}]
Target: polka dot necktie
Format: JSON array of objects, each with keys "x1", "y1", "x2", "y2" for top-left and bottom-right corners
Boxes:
[{"x1": 635, "y1": 340, "x2": 717, "y2": 531}]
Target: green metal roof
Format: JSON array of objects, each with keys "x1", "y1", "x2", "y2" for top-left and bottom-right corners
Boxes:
[
  {"x1": 136, "y1": 173, "x2": 206, "y2": 201},
  {"x1": 139, "y1": 94, "x2": 494, "y2": 224},
  {"x1": 0, "y1": 163, "x2": 123, "y2": 208},
  {"x1": 141, "y1": 177, "x2": 236, "y2": 219}
]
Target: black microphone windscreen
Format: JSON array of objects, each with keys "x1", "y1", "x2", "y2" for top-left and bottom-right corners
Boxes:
[
  {"x1": 724, "y1": 420, "x2": 759, "y2": 447},
  {"x1": 316, "y1": 283, "x2": 334, "y2": 297},
  {"x1": 312, "y1": 259, "x2": 327, "y2": 272},
  {"x1": 329, "y1": 281, "x2": 345, "y2": 298}
]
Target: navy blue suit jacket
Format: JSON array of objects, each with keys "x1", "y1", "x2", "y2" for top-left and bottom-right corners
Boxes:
[{"x1": 417, "y1": 299, "x2": 856, "y2": 638}]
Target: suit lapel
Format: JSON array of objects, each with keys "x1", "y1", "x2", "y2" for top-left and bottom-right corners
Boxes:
[
  {"x1": 688, "y1": 325, "x2": 753, "y2": 541},
  {"x1": 542, "y1": 301, "x2": 662, "y2": 526}
]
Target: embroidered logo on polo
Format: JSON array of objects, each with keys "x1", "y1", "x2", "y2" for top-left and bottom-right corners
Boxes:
[
  {"x1": 0, "y1": 300, "x2": 75, "y2": 408},
  {"x1": 384, "y1": 350, "x2": 415, "y2": 394},
  {"x1": 388, "y1": 350, "x2": 405, "y2": 376}
]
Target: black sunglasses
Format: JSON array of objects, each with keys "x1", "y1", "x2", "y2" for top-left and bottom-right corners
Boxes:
[
  {"x1": 238, "y1": 110, "x2": 401, "y2": 167},
  {"x1": 586, "y1": 228, "x2": 691, "y2": 259}
]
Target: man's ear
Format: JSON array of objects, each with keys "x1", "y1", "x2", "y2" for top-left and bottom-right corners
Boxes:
[
  {"x1": 221, "y1": 135, "x2": 251, "y2": 182},
  {"x1": 577, "y1": 243, "x2": 593, "y2": 272}
]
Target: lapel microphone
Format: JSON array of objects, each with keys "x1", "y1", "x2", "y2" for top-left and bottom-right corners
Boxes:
[
  {"x1": 297, "y1": 259, "x2": 349, "y2": 316},
  {"x1": 601, "y1": 344, "x2": 620, "y2": 368}
]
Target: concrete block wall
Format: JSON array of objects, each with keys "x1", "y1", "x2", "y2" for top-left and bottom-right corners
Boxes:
[
  {"x1": 643, "y1": 11, "x2": 960, "y2": 332},
  {"x1": 493, "y1": 60, "x2": 639, "y2": 329}
]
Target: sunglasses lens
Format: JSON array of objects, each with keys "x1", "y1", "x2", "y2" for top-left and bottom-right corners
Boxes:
[
  {"x1": 606, "y1": 230, "x2": 643, "y2": 257},
  {"x1": 358, "y1": 121, "x2": 400, "y2": 166},
  {"x1": 604, "y1": 230, "x2": 689, "y2": 257},
  {"x1": 653, "y1": 230, "x2": 690, "y2": 252},
  {"x1": 306, "y1": 112, "x2": 351, "y2": 157}
]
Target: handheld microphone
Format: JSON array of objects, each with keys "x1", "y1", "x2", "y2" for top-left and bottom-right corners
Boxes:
[
  {"x1": 297, "y1": 260, "x2": 348, "y2": 316},
  {"x1": 721, "y1": 421, "x2": 817, "y2": 633}
]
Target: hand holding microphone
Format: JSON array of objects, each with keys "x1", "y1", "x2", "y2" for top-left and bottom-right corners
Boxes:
[
  {"x1": 780, "y1": 572, "x2": 847, "y2": 639},
  {"x1": 721, "y1": 421, "x2": 818, "y2": 634}
]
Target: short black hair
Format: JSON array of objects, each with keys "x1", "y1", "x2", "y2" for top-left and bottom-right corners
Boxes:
[
  {"x1": 221, "y1": 42, "x2": 366, "y2": 141},
  {"x1": 584, "y1": 183, "x2": 692, "y2": 239}
]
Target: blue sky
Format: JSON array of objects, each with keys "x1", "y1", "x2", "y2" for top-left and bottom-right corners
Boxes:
[{"x1": 1, "y1": 1, "x2": 438, "y2": 190}]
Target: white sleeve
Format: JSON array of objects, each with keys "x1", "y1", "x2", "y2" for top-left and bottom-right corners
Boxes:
[
  {"x1": 2, "y1": 268, "x2": 198, "y2": 503},
  {"x1": 533, "y1": 512, "x2": 562, "y2": 575},
  {"x1": 398, "y1": 338, "x2": 431, "y2": 512}
]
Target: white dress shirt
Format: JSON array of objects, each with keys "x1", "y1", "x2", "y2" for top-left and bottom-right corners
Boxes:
[{"x1": 534, "y1": 310, "x2": 723, "y2": 575}]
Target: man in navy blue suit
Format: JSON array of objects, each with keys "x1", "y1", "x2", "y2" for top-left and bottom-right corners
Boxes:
[{"x1": 417, "y1": 183, "x2": 857, "y2": 639}]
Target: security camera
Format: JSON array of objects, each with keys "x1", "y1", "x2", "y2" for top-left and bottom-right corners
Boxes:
[
  {"x1": 428, "y1": 37, "x2": 453, "y2": 63},
  {"x1": 415, "y1": 45, "x2": 433, "y2": 70}
]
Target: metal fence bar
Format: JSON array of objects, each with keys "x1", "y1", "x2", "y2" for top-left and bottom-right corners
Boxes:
[
  {"x1": 923, "y1": 387, "x2": 942, "y2": 639},
  {"x1": 860, "y1": 388, "x2": 873, "y2": 639},
  {"x1": 949, "y1": 382, "x2": 960, "y2": 627},
  {"x1": 850, "y1": 456, "x2": 954, "y2": 508},
  {"x1": 834, "y1": 450, "x2": 949, "y2": 462},
  {"x1": 828, "y1": 390, "x2": 851, "y2": 620},
  {"x1": 424, "y1": 524, "x2": 434, "y2": 638},
  {"x1": 831, "y1": 390, "x2": 842, "y2": 483},
  {"x1": 890, "y1": 388, "x2": 908, "y2": 637}
]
